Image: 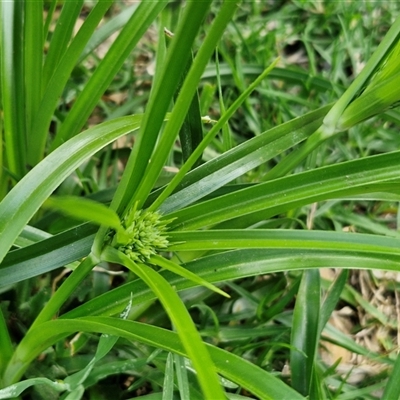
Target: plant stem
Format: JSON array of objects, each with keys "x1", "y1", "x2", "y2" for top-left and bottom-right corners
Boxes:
[
  {"x1": 0, "y1": 308, "x2": 13, "y2": 386},
  {"x1": 30, "y1": 253, "x2": 99, "y2": 328}
]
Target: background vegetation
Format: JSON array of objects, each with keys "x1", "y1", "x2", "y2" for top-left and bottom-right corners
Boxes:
[{"x1": 1, "y1": 0, "x2": 400, "y2": 399}]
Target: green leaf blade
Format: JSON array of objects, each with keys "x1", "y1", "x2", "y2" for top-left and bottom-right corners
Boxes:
[
  {"x1": 166, "y1": 151, "x2": 400, "y2": 230},
  {"x1": 0, "y1": 115, "x2": 142, "y2": 264},
  {"x1": 0, "y1": 1, "x2": 26, "y2": 178},
  {"x1": 290, "y1": 270, "x2": 320, "y2": 396},
  {"x1": 150, "y1": 254, "x2": 229, "y2": 298},
  {"x1": 43, "y1": 196, "x2": 121, "y2": 231},
  {"x1": 101, "y1": 247, "x2": 226, "y2": 399},
  {"x1": 50, "y1": 1, "x2": 166, "y2": 150},
  {"x1": 29, "y1": 0, "x2": 113, "y2": 165},
  {"x1": 113, "y1": 0, "x2": 215, "y2": 215},
  {"x1": 8, "y1": 317, "x2": 305, "y2": 399}
]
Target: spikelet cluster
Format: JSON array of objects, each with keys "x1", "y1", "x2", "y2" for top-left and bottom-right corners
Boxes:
[{"x1": 111, "y1": 204, "x2": 170, "y2": 262}]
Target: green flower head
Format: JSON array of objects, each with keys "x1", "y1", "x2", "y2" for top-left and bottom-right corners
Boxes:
[{"x1": 111, "y1": 203, "x2": 171, "y2": 262}]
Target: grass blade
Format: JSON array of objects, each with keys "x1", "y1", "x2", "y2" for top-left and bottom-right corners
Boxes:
[
  {"x1": 0, "y1": 309, "x2": 13, "y2": 381},
  {"x1": 338, "y1": 71, "x2": 400, "y2": 130},
  {"x1": 0, "y1": 378, "x2": 67, "y2": 399},
  {"x1": 323, "y1": 13, "x2": 400, "y2": 131},
  {"x1": 78, "y1": 4, "x2": 138, "y2": 63},
  {"x1": 319, "y1": 269, "x2": 349, "y2": 336},
  {"x1": 167, "y1": 30, "x2": 203, "y2": 168},
  {"x1": 42, "y1": 1, "x2": 83, "y2": 88},
  {"x1": 112, "y1": 0, "x2": 214, "y2": 215},
  {"x1": 290, "y1": 269, "x2": 320, "y2": 396},
  {"x1": 43, "y1": 196, "x2": 121, "y2": 231},
  {"x1": 152, "y1": 59, "x2": 282, "y2": 213},
  {"x1": 24, "y1": 0, "x2": 43, "y2": 155},
  {"x1": 29, "y1": 0, "x2": 113, "y2": 165},
  {"x1": 167, "y1": 229, "x2": 400, "y2": 254},
  {"x1": 162, "y1": 353, "x2": 174, "y2": 400},
  {"x1": 7, "y1": 317, "x2": 305, "y2": 399},
  {"x1": 382, "y1": 354, "x2": 400, "y2": 400},
  {"x1": 50, "y1": 1, "x2": 166, "y2": 150},
  {"x1": 215, "y1": 48, "x2": 233, "y2": 152},
  {"x1": 150, "y1": 254, "x2": 229, "y2": 298},
  {"x1": 63, "y1": 245, "x2": 400, "y2": 323},
  {"x1": 174, "y1": 354, "x2": 190, "y2": 399},
  {"x1": 0, "y1": 224, "x2": 96, "y2": 288},
  {"x1": 166, "y1": 151, "x2": 400, "y2": 230},
  {"x1": 0, "y1": 1, "x2": 26, "y2": 179},
  {"x1": 101, "y1": 247, "x2": 226, "y2": 399},
  {"x1": 0, "y1": 115, "x2": 143, "y2": 264}
]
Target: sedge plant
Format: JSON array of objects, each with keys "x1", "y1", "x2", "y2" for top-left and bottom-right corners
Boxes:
[{"x1": 1, "y1": 1, "x2": 400, "y2": 399}]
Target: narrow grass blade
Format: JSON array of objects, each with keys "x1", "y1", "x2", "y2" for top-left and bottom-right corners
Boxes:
[
  {"x1": 290, "y1": 269, "x2": 320, "y2": 396},
  {"x1": 43, "y1": 196, "x2": 121, "y2": 231},
  {"x1": 346, "y1": 285, "x2": 397, "y2": 329},
  {"x1": 323, "y1": 13, "x2": 400, "y2": 131},
  {"x1": 334, "y1": 381, "x2": 387, "y2": 400},
  {"x1": 381, "y1": 354, "x2": 400, "y2": 400},
  {"x1": 322, "y1": 323, "x2": 387, "y2": 365},
  {"x1": 0, "y1": 1, "x2": 26, "y2": 179},
  {"x1": 101, "y1": 247, "x2": 226, "y2": 399},
  {"x1": 7, "y1": 317, "x2": 305, "y2": 399},
  {"x1": 174, "y1": 354, "x2": 190, "y2": 399},
  {"x1": 78, "y1": 4, "x2": 138, "y2": 63},
  {"x1": 168, "y1": 229, "x2": 400, "y2": 254},
  {"x1": 152, "y1": 59, "x2": 282, "y2": 213},
  {"x1": 168, "y1": 33, "x2": 203, "y2": 167},
  {"x1": 29, "y1": 0, "x2": 113, "y2": 165},
  {"x1": 319, "y1": 270, "x2": 349, "y2": 336},
  {"x1": 212, "y1": 182, "x2": 400, "y2": 230},
  {"x1": 174, "y1": 102, "x2": 327, "y2": 195},
  {"x1": 42, "y1": 1, "x2": 83, "y2": 88},
  {"x1": 0, "y1": 378, "x2": 67, "y2": 399},
  {"x1": 50, "y1": 1, "x2": 166, "y2": 150},
  {"x1": 178, "y1": 87, "x2": 203, "y2": 168},
  {"x1": 63, "y1": 246, "x2": 400, "y2": 324},
  {"x1": 0, "y1": 224, "x2": 96, "y2": 288},
  {"x1": 150, "y1": 254, "x2": 229, "y2": 298},
  {"x1": 112, "y1": 0, "x2": 214, "y2": 215},
  {"x1": 338, "y1": 71, "x2": 400, "y2": 130},
  {"x1": 202, "y1": 63, "x2": 338, "y2": 92},
  {"x1": 43, "y1": 0, "x2": 56, "y2": 41},
  {"x1": 166, "y1": 151, "x2": 400, "y2": 230},
  {"x1": 216, "y1": 48, "x2": 233, "y2": 152},
  {"x1": 24, "y1": 0, "x2": 43, "y2": 148},
  {"x1": 262, "y1": 123, "x2": 328, "y2": 182},
  {"x1": 162, "y1": 353, "x2": 174, "y2": 400},
  {"x1": 0, "y1": 118, "x2": 4, "y2": 200},
  {"x1": 0, "y1": 309, "x2": 13, "y2": 379}
]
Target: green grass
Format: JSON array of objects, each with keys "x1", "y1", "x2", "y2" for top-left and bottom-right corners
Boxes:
[{"x1": 1, "y1": 1, "x2": 400, "y2": 399}]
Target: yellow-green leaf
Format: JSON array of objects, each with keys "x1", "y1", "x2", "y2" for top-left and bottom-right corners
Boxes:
[{"x1": 44, "y1": 196, "x2": 121, "y2": 231}]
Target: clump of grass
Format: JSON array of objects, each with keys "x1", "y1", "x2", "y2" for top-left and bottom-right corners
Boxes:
[{"x1": 1, "y1": 1, "x2": 400, "y2": 399}]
